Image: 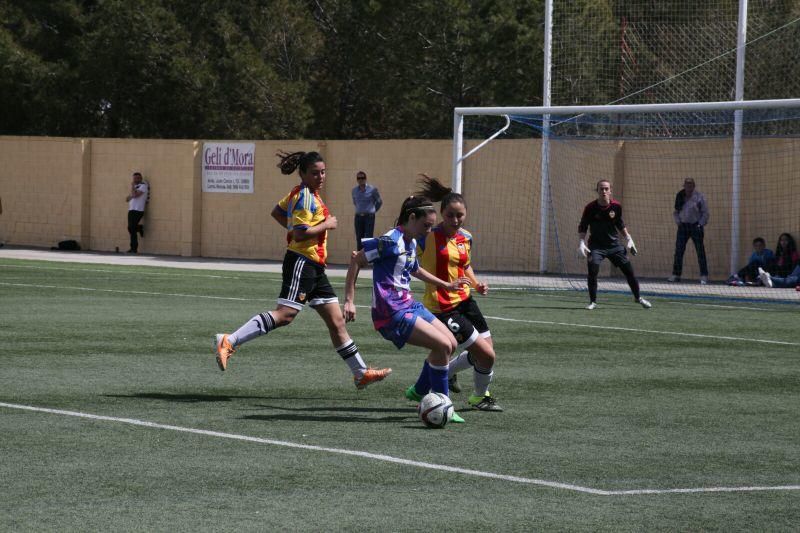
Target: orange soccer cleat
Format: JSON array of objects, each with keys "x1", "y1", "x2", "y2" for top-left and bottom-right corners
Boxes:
[
  {"x1": 354, "y1": 367, "x2": 392, "y2": 389},
  {"x1": 214, "y1": 334, "x2": 236, "y2": 371}
]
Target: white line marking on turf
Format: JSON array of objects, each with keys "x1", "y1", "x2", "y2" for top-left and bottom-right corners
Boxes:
[
  {"x1": 485, "y1": 315, "x2": 800, "y2": 346},
  {"x1": 0, "y1": 282, "x2": 265, "y2": 302},
  {"x1": 0, "y1": 263, "x2": 283, "y2": 283},
  {"x1": 1, "y1": 402, "x2": 797, "y2": 496},
  {"x1": 1, "y1": 282, "x2": 793, "y2": 346}
]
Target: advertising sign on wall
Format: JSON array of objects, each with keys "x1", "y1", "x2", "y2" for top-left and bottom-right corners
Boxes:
[{"x1": 202, "y1": 142, "x2": 255, "y2": 193}]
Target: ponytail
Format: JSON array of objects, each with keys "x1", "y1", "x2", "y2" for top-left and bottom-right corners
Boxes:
[
  {"x1": 415, "y1": 174, "x2": 466, "y2": 211},
  {"x1": 276, "y1": 150, "x2": 324, "y2": 175}
]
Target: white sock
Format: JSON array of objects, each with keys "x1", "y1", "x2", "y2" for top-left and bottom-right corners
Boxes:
[
  {"x1": 448, "y1": 350, "x2": 473, "y2": 374},
  {"x1": 336, "y1": 340, "x2": 367, "y2": 377},
  {"x1": 473, "y1": 367, "x2": 493, "y2": 397},
  {"x1": 228, "y1": 312, "x2": 275, "y2": 347}
]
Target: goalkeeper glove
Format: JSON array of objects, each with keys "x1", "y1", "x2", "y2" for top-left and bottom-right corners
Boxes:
[
  {"x1": 579, "y1": 240, "x2": 590, "y2": 258},
  {"x1": 626, "y1": 235, "x2": 638, "y2": 256}
]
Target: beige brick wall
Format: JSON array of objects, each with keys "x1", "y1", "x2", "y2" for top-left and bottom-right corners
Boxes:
[
  {"x1": 87, "y1": 138, "x2": 196, "y2": 254},
  {"x1": 0, "y1": 137, "x2": 86, "y2": 247},
  {"x1": 1, "y1": 135, "x2": 798, "y2": 281}
]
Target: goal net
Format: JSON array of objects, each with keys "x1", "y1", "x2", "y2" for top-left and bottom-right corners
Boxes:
[{"x1": 453, "y1": 100, "x2": 800, "y2": 303}]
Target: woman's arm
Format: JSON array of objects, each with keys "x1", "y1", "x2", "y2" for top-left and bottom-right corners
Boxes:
[
  {"x1": 465, "y1": 265, "x2": 488, "y2": 295},
  {"x1": 271, "y1": 206, "x2": 288, "y2": 228},
  {"x1": 344, "y1": 250, "x2": 368, "y2": 322},
  {"x1": 292, "y1": 216, "x2": 337, "y2": 242},
  {"x1": 412, "y1": 266, "x2": 470, "y2": 291}
]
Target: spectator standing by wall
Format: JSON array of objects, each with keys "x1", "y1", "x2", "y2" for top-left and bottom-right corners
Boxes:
[
  {"x1": 351, "y1": 171, "x2": 382, "y2": 251},
  {"x1": 668, "y1": 177, "x2": 710, "y2": 284},
  {"x1": 125, "y1": 172, "x2": 148, "y2": 254}
]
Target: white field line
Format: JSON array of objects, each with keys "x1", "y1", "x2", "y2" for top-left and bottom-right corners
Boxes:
[
  {"x1": 1, "y1": 281, "x2": 795, "y2": 346},
  {"x1": 2, "y1": 402, "x2": 798, "y2": 496},
  {"x1": 0, "y1": 263, "x2": 282, "y2": 282},
  {"x1": 664, "y1": 301, "x2": 772, "y2": 311},
  {"x1": 512, "y1": 288, "x2": 772, "y2": 311},
  {"x1": 485, "y1": 316, "x2": 800, "y2": 346},
  {"x1": 0, "y1": 282, "x2": 264, "y2": 302}
]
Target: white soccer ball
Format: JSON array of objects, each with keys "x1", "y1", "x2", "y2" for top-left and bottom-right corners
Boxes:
[{"x1": 417, "y1": 392, "x2": 454, "y2": 429}]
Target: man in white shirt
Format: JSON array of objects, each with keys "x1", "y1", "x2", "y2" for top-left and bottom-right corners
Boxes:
[
  {"x1": 669, "y1": 177, "x2": 710, "y2": 284},
  {"x1": 125, "y1": 172, "x2": 148, "y2": 253}
]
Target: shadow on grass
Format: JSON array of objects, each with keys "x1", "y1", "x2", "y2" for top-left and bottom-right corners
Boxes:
[
  {"x1": 241, "y1": 413, "x2": 414, "y2": 423},
  {"x1": 105, "y1": 392, "x2": 326, "y2": 403},
  {"x1": 251, "y1": 403, "x2": 411, "y2": 413},
  {"x1": 241, "y1": 404, "x2": 416, "y2": 423}
]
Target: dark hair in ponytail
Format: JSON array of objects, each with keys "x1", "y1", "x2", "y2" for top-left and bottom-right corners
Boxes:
[
  {"x1": 414, "y1": 174, "x2": 466, "y2": 211},
  {"x1": 276, "y1": 150, "x2": 324, "y2": 175},
  {"x1": 396, "y1": 195, "x2": 436, "y2": 226},
  {"x1": 395, "y1": 174, "x2": 457, "y2": 226}
]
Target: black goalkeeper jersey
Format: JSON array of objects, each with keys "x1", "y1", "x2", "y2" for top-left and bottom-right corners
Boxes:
[{"x1": 578, "y1": 200, "x2": 626, "y2": 250}]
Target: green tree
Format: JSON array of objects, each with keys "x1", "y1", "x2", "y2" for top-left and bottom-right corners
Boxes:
[
  {"x1": 308, "y1": 0, "x2": 544, "y2": 139},
  {"x1": 0, "y1": 0, "x2": 85, "y2": 135}
]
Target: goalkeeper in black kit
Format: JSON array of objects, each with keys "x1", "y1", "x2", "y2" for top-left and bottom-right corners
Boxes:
[{"x1": 578, "y1": 179, "x2": 651, "y2": 310}]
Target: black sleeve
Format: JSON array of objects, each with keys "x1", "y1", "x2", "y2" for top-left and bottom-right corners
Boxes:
[
  {"x1": 578, "y1": 203, "x2": 591, "y2": 233},
  {"x1": 674, "y1": 190, "x2": 685, "y2": 213},
  {"x1": 615, "y1": 205, "x2": 626, "y2": 231}
]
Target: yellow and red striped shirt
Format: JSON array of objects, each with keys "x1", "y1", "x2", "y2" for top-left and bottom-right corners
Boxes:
[
  {"x1": 418, "y1": 226, "x2": 473, "y2": 313},
  {"x1": 276, "y1": 184, "x2": 330, "y2": 265}
]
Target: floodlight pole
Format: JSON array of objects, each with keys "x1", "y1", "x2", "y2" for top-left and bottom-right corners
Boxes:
[
  {"x1": 730, "y1": 0, "x2": 748, "y2": 276},
  {"x1": 539, "y1": 0, "x2": 553, "y2": 273}
]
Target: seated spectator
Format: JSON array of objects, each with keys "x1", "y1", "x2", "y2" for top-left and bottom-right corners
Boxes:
[
  {"x1": 770, "y1": 233, "x2": 799, "y2": 278},
  {"x1": 730, "y1": 237, "x2": 774, "y2": 285},
  {"x1": 758, "y1": 265, "x2": 800, "y2": 289}
]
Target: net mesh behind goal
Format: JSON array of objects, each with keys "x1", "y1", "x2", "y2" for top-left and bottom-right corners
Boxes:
[
  {"x1": 458, "y1": 104, "x2": 800, "y2": 303},
  {"x1": 551, "y1": 1, "x2": 800, "y2": 106}
]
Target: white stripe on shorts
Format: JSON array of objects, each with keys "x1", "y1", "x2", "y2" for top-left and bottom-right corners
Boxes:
[{"x1": 289, "y1": 256, "x2": 305, "y2": 301}]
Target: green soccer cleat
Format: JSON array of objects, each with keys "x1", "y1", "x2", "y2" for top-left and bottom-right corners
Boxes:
[
  {"x1": 404, "y1": 385, "x2": 423, "y2": 402},
  {"x1": 450, "y1": 411, "x2": 465, "y2": 423},
  {"x1": 468, "y1": 393, "x2": 504, "y2": 412}
]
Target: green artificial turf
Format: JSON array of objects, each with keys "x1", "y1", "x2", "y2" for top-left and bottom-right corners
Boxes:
[{"x1": 1, "y1": 259, "x2": 798, "y2": 531}]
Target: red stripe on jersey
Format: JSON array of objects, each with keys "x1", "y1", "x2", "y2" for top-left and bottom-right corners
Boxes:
[
  {"x1": 434, "y1": 230, "x2": 453, "y2": 311},
  {"x1": 315, "y1": 192, "x2": 330, "y2": 265},
  {"x1": 454, "y1": 233, "x2": 469, "y2": 302}
]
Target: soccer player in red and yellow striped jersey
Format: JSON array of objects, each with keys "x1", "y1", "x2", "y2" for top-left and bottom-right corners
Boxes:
[
  {"x1": 213, "y1": 150, "x2": 390, "y2": 390},
  {"x1": 418, "y1": 225, "x2": 474, "y2": 313},
  {"x1": 414, "y1": 176, "x2": 502, "y2": 412}
]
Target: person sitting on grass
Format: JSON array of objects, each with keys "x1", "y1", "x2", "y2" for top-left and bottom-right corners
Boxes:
[
  {"x1": 770, "y1": 233, "x2": 799, "y2": 278},
  {"x1": 729, "y1": 237, "x2": 774, "y2": 285},
  {"x1": 758, "y1": 264, "x2": 800, "y2": 289}
]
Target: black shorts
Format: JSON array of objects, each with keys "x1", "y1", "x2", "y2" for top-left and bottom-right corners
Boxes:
[
  {"x1": 588, "y1": 245, "x2": 630, "y2": 268},
  {"x1": 278, "y1": 251, "x2": 338, "y2": 310},
  {"x1": 435, "y1": 297, "x2": 490, "y2": 349}
]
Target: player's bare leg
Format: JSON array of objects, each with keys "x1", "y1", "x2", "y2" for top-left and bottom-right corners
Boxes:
[{"x1": 315, "y1": 301, "x2": 391, "y2": 388}]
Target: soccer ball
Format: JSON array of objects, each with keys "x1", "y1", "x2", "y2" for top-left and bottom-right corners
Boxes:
[{"x1": 417, "y1": 392, "x2": 454, "y2": 429}]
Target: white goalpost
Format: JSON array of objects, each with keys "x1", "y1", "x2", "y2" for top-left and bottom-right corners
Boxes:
[
  {"x1": 451, "y1": 98, "x2": 800, "y2": 302},
  {"x1": 451, "y1": 0, "x2": 800, "y2": 303}
]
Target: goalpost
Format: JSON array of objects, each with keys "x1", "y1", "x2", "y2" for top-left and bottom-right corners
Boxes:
[{"x1": 451, "y1": 99, "x2": 800, "y2": 303}]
